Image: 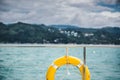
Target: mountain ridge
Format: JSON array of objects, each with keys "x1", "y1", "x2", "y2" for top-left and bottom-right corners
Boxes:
[{"x1": 0, "y1": 22, "x2": 120, "y2": 44}]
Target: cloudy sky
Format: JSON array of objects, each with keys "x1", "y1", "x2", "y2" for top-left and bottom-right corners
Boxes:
[{"x1": 0, "y1": 0, "x2": 120, "y2": 28}]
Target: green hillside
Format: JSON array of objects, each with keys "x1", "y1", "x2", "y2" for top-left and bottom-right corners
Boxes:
[{"x1": 0, "y1": 22, "x2": 120, "y2": 44}]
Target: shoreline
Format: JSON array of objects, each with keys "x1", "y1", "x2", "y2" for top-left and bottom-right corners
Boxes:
[{"x1": 0, "y1": 43, "x2": 120, "y2": 48}]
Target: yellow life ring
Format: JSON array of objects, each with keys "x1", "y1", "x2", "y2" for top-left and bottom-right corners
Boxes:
[{"x1": 46, "y1": 56, "x2": 90, "y2": 80}]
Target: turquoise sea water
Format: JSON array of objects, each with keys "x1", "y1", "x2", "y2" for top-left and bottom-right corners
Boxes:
[{"x1": 0, "y1": 46, "x2": 120, "y2": 80}]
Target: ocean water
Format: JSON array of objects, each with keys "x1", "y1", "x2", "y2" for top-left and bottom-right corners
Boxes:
[{"x1": 0, "y1": 46, "x2": 120, "y2": 80}]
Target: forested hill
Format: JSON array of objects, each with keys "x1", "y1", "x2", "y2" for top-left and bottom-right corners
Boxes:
[{"x1": 0, "y1": 22, "x2": 120, "y2": 44}]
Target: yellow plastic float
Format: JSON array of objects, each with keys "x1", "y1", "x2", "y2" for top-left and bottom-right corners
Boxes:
[{"x1": 46, "y1": 56, "x2": 90, "y2": 80}]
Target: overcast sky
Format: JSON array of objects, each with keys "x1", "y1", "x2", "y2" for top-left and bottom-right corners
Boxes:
[{"x1": 0, "y1": 0, "x2": 120, "y2": 28}]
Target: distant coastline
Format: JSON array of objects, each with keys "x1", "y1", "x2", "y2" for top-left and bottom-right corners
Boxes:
[
  {"x1": 0, "y1": 43, "x2": 120, "y2": 48},
  {"x1": 0, "y1": 22, "x2": 120, "y2": 45}
]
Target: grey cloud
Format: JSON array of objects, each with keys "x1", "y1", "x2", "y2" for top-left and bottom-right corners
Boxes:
[
  {"x1": 0, "y1": 0, "x2": 31, "y2": 13},
  {"x1": 68, "y1": 0, "x2": 116, "y2": 12},
  {"x1": 117, "y1": 0, "x2": 120, "y2": 4},
  {"x1": 98, "y1": 0, "x2": 117, "y2": 5},
  {"x1": 0, "y1": 0, "x2": 120, "y2": 28},
  {"x1": 0, "y1": 0, "x2": 11, "y2": 12},
  {"x1": 70, "y1": 11, "x2": 120, "y2": 27},
  {"x1": 68, "y1": 3, "x2": 112, "y2": 12}
]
